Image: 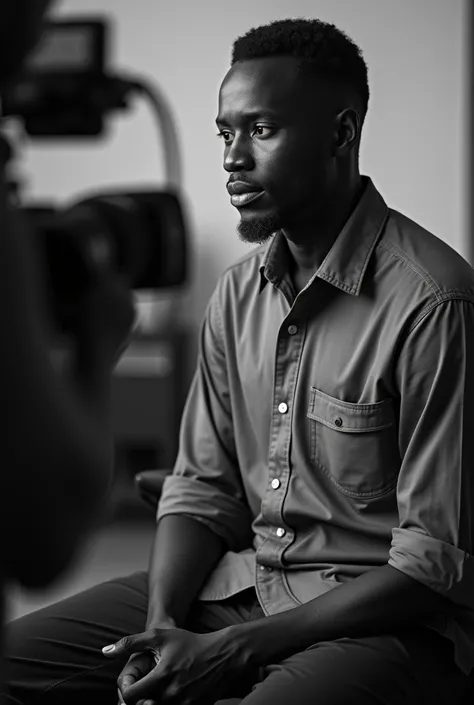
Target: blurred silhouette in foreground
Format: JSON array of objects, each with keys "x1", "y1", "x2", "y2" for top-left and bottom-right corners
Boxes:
[{"x1": 0, "y1": 0, "x2": 137, "y2": 684}]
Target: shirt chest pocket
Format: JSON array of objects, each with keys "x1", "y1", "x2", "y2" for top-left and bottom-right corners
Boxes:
[{"x1": 307, "y1": 387, "x2": 400, "y2": 498}]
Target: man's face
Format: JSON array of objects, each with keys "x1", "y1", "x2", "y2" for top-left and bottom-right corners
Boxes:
[{"x1": 216, "y1": 56, "x2": 338, "y2": 245}]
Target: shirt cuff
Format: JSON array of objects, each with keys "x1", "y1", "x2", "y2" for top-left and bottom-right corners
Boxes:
[
  {"x1": 156, "y1": 475, "x2": 253, "y2": 553},
  {"x1": 388, "y1": 527, "x2": 474, "y2": 609},
  {"x1": 179, "y1": 513, "x2": 225, "y2": 538}
]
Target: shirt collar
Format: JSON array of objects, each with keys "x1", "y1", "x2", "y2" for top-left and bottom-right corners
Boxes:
[{"x1": 259, "y1": 176, "x2": 389, "y2": 296}]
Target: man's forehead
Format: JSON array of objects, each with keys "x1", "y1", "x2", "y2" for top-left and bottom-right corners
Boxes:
[
  {"x1": 218, "y1": 56, "x2": 307, "y2": 115},
  {"x1": 220, "y1": 55, "x2": 302, "y2": 93}
]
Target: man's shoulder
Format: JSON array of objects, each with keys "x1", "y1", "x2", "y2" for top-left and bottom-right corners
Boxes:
[
  {"x1": 214, "y1": 242, "x2": 267, "y2": 299},
  {"x1": 221, "y1": 242, "x2": 267, "y2": 278},
  {"x1": 378, "y1": 207, "x2": 474, "y2": 301}
]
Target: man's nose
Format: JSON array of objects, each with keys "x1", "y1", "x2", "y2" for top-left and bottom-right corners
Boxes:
[{"x1": 224, "y1": 135, "x2": 254, "y2": 173}]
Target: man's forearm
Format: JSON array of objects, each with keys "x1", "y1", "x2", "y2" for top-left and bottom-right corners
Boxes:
[
  {"x1": 233, "y1": 564, "x2": 447, "y2": 666},
  {"x1": 146, "y1": 514, "x2": 227, "y2": 629}
]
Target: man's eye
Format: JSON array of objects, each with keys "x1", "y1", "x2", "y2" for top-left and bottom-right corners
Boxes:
[
  {"x1": 253, "y1": 125, "x2": 274, "y2": 138},
  {"x1": 216, "y1": 130, "x2": 232, "y2": 142},
  {"x1": 216, "y1": 126, "x2": 274, "y2": 142}
]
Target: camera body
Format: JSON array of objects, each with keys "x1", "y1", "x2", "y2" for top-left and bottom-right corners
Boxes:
[
  {"x1": 0, "y1": 17, "x2": 188, "y2": 334},
  {"x1": 22, "y1": 190, "x2": 187, "y2": 334}
]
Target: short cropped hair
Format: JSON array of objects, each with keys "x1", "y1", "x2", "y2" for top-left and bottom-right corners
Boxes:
[{"x1": 231, "y1": 17, "x2": 369, "y2": 123}]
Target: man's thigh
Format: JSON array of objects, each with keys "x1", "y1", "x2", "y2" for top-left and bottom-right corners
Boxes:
[
  {"x1": 240, "y1": 626, "x2": 470, "y2": 705},
  {"x1": 1, "y1": 578, "x2": 263, "y2": 705},
  {"x1": 2, "y1": 570, "x2": 150, "y2": 704}
]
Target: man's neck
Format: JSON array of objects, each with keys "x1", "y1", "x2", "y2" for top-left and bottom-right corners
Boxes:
[{"x1": 286, "y1": 176, "x2": 365, "y2": 293}]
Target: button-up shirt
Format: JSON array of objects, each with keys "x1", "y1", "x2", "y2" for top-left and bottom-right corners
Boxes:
[{"x1": 157, "y1": 176, "x2": 474, "y2": 674}]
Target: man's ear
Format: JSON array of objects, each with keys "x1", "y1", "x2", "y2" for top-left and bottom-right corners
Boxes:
[
  {"x1": 334, "y1": 107, "x2": 361, "y2": 156},
  {"x1": 0, "y1": 0, "x2": 55, "y2": 91}
]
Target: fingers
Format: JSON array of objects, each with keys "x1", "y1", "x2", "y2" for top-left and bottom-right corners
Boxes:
[
  {"x1": 103, "y1": 629, "x2": 160, "y2": 658},
  {"x1": 117, "y1": 690, "x2": 157, "y2": 705},
  {"x1": 120, "y1": 692, "x2": 158, "y2": 704},
  {"x1": 117, "y1": 650, "x2": 155, "y2": 691},
  {"x1": 120, "y1": 674, "x2": 136, "y2": 691},
  {"x1": 117, "y1": 651, "x2": 157, "y2": 704},
  {"x1": 119, "y1": 663, "x2": 164, "y2": 704}
]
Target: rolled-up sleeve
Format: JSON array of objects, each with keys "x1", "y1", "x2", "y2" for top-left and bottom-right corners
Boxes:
[
  {"x1": 389, "y1": 297, "x2": 474, "y2": 609},
  {"x1": 157, "y1": 278, "x2": 253, "y2": 552}
]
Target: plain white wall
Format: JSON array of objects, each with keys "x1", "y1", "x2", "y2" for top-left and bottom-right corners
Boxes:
[{"x1": 15, "y1": 0, "x2": 469, "y2": 332}]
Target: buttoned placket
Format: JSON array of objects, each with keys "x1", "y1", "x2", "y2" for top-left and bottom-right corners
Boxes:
[{"x1": 256, "y1": 293, "x2": 306, "y2": 604}]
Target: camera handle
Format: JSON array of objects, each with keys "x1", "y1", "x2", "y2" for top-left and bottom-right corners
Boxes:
[{"x1": 105, "y1": 74, "x2": 183, "y2": 192}]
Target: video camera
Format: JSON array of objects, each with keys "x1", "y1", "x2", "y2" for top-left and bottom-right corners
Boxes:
[{"x1": 0, "y1": 17, "x2": 187, "y2": 335}]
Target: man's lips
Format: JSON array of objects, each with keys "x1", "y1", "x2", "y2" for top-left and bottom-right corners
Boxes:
[
  {"x1": 227, "y1": 181, "x2": 264, "y2": 207},
  {"x1": 227, "y1": 181, "x2": 262, "y2": 196},
  {"x1": 230, "y1": 191, "x2": 265, "y2": 207}
]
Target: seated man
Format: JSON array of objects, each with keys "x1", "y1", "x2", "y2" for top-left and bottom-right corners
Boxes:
[{"x1": 3, "y1": 17, "x2": 474, "y2": 705}]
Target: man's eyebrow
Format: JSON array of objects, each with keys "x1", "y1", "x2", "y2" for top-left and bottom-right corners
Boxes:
[{"x1": 215, "y1": 110, "x2": 280, "y2": 125}]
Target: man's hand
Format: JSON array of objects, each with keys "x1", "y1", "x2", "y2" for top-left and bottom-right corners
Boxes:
[
  {"x1": 103, "y1": 623, "x2": 250, "y2": 705},
  {"x1": 114, "y1": 618, "x2": 177, "y2": 705}
]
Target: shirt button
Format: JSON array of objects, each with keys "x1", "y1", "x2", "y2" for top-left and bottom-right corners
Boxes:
[
  {"x1": 278, "y1": 402, "x2": 288, "y2": 414},
  {"x1": 334, "y1": 417, "x2": 343, "y2": 428},
  {"x1": 288, "y1": 324, "x2": 298, "y2": 335},
  {"x1": 276, "y1": 527, "x2": 286, "y2": 538},
  {"x1": 271, "y1": 478, "x2": 281, "y2": 490}
]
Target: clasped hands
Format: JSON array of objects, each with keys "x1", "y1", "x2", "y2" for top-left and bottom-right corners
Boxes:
[{"x1": 102, "y1": 621, "x2": 250, "y2": 705}]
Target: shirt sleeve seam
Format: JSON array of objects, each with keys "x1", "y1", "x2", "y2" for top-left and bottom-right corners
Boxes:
[
  {"x1": 212, "y1": 285, "x2": 225, "y2": 343},
  {"x1": 406, "y1": 294, "x2": 474, "y2": 338}
]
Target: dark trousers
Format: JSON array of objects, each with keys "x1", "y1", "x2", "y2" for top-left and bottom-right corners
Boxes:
[{"x1": 1, "y1": 570, "x2": 471, "y2": 705}]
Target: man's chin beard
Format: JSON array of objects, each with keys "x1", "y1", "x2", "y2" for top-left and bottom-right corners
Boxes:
[{"x1": 237, "y1": 214, "x2": 283, "y2": 245}]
